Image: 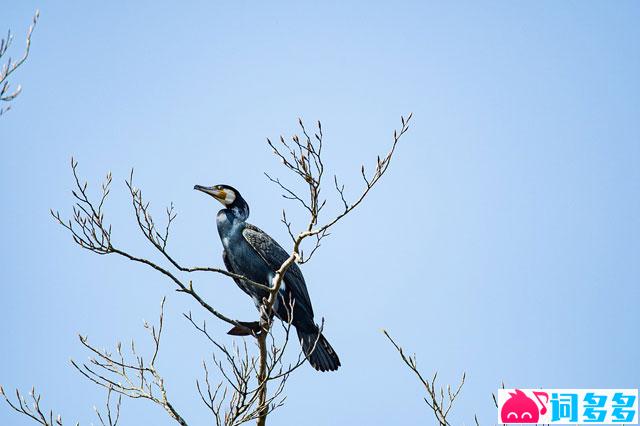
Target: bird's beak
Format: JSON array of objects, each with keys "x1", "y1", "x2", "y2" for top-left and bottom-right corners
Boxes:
[{"x1": 194, "y1": 185, "x2": 226, "y2": 201}]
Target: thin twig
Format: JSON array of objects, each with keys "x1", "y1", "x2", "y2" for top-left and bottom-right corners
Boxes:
[
  {"x1": 382, "y1": 330, "x2": 467, "y2": 426},
  {"x1": 0, "y1": 10, "x2": 39, "y2": 116}
]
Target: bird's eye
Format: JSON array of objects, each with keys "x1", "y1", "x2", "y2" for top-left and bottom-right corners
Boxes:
[
  {"x1": 522, "y1": 412, "x2": 532, "y2": 419},
  {"x1": 506, "y1": 412, "x2": 517, "y2": 419}
]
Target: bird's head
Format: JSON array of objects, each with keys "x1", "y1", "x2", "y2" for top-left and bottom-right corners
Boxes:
[{"x1": 194, "y1": 184, "x2": 249, "y2": 219}]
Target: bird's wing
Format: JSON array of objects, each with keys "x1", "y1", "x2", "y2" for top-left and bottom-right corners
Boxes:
[{"x1": 242, "y1": 223, "x2": 314, "y2": 317}]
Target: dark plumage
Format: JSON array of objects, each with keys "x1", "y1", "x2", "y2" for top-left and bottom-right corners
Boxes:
[{"x1": 194, "y1": 184, "x2": 340, "y2": 372}]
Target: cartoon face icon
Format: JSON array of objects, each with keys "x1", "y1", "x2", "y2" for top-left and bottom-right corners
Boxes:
[{"x1": 501, "y1": 389, "x2": 548, "y2": 423}]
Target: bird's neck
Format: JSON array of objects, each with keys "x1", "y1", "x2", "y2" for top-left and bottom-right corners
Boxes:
[
  {"x1": 229, "y1": 204, "x2": 249, "y2": 222},
  {"x1": 216, "y1": 207, "x2": 248, "y2": 242}
]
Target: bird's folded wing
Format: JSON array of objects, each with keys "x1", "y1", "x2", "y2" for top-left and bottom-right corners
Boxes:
[{"x1": 242, "y1": 223, "x2": 314, "y2": 316}]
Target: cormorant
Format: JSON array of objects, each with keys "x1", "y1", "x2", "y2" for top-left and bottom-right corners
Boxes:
[{"x1": 194, "y1": 184, "x2": 341, "y2": 372}]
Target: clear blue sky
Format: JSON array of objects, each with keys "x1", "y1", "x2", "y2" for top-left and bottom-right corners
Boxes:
[{"x1": 1, "y1": 1, "x2": 639, "y2": 425}]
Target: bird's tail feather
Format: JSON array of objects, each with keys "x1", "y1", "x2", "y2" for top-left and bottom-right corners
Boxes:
[{"x1": 297, "y1": 327, "x2": 341, "y2": 372}]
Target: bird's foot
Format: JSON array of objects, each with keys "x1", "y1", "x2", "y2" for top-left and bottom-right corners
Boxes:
[{"x1": 227, "y1": 321, "x2": 261, "y2": 336}]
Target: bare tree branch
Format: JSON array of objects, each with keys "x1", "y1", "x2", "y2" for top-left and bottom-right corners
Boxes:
[
  {"x1": 382, "y1": 330, "x2": 468, "y2": 426},
  {"x1": 0, "y1": 10, "x2": 38, "y2": 116},
  {"x1": 93, "y1": 386, "x2": 122, "y2": 426},
  {"x1": 0, "y1": 385, "x2": 77, "y2": 426},
  {"x1": 71, "y1": 298, "x2": 189, "y2": 426},
  {"x1": 50, "y1": 158, "x2": 256, "y2": 332},
  {"x1": 186, "y1": 296, "x2": 322, "y2": 426},
  {"x1": 266, "y1": 114, "x2": 412, "y2": 265}
]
